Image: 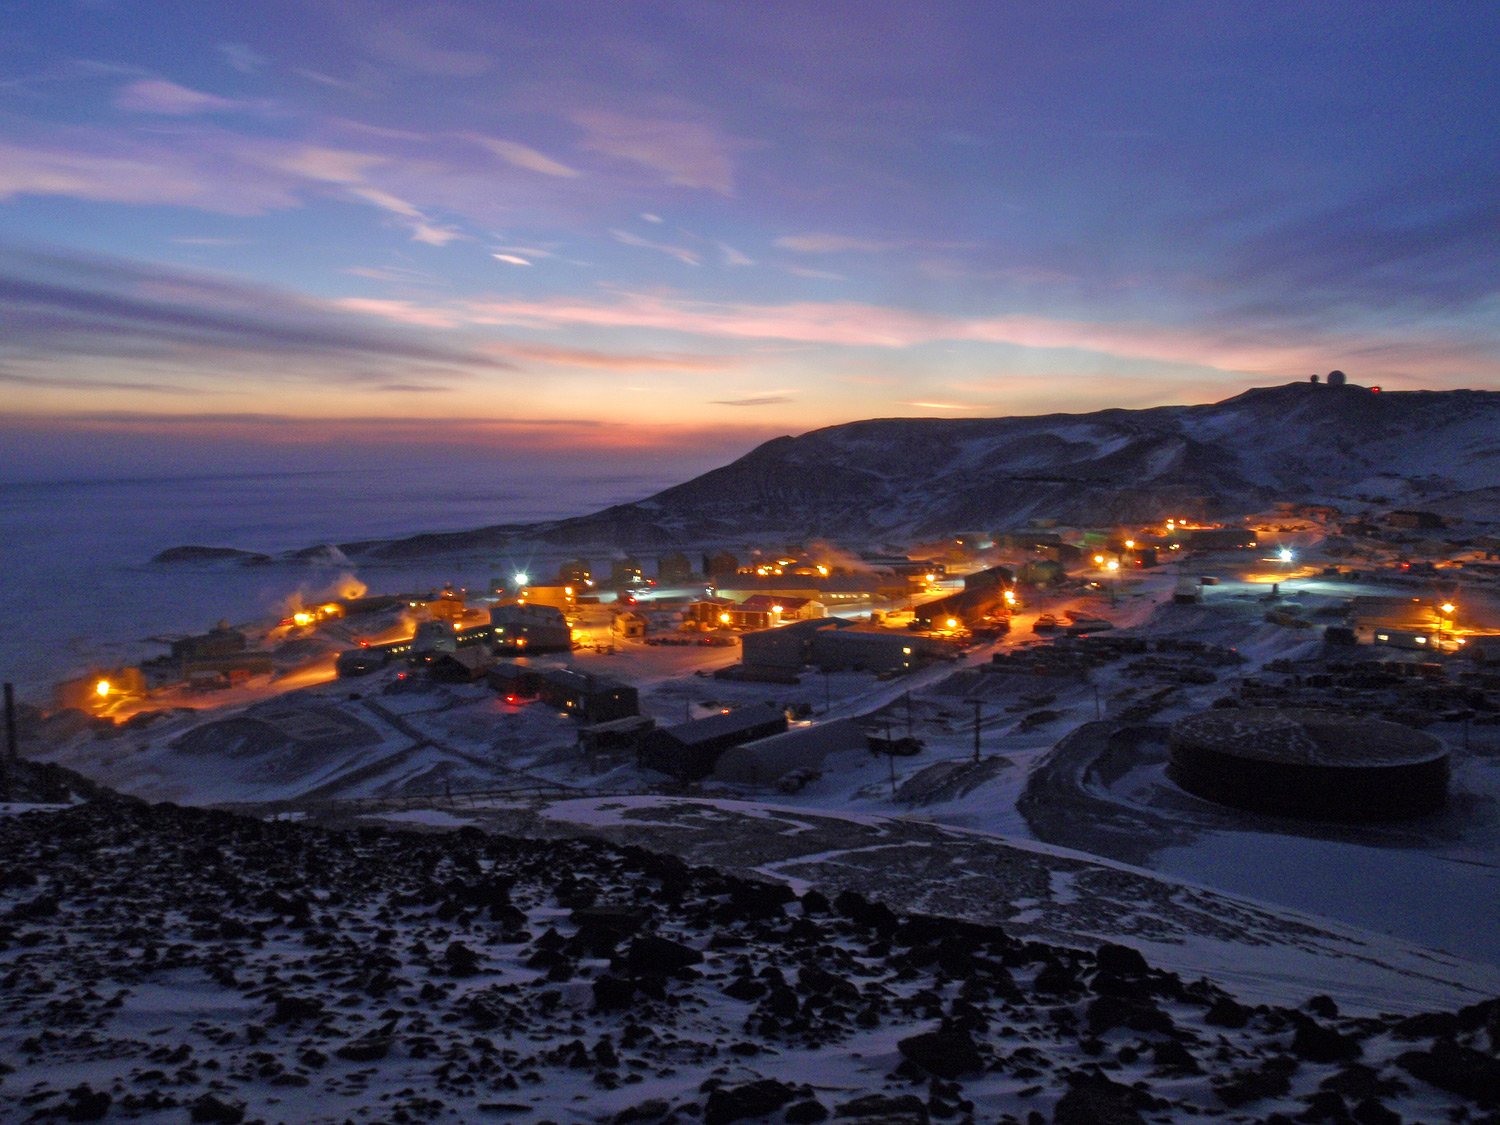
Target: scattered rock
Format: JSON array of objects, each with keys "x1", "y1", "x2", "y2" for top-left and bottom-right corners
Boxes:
[
  {"x1": 834, "y1": 1093, "x2": 929, "y2": 1125},
  {"x1": 626, "y1": 935, "x2": 703, "y2": 976},
  {"x1": 704, "y1": 1079, "x2": 798, "y2": 1125},
  {"x1": 60, "y1": 1084, "x2": 111, "y2": 1122},
  {"x1": 334, "y1": 1036, "x2": 392, "y2": 1063},
  {"x1": 1396, "y1": 1038, "x2": 1500, "y2": 1106},
  {"x1": 786, "y1": 1100, "x2": 829, "y2": 1124},
  {"x1": 189, "y1": 1093, "x2": 246, "y2": 1124},
  {"x1": 897, "y1": 1027, "x2": 984, "y2": 1078},
  {"x1": 1053, "y1": 1073, "x2": 1155, "y2": 1125},
  {"x1": 1290, "y1": 1015, "x2": 1363, "y2": 1064}
]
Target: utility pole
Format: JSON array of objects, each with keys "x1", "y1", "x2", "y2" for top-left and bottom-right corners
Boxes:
[
  {"x1": 905, "y1": 691, "x2": 913, "y2": 737},
  {"x1": 965, "y1": 697, "x2": 981, "y2": 762},
  {"x1": 823, "y1": 670, "x2": 831, "y2": 713}
]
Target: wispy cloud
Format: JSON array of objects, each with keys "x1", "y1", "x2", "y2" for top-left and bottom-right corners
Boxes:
[
  {"x1": 273, "y1": 145, "x2": 384, "y2": 184},
  {"x1": 1221, "y1": 173, "x2": 1500, "y2": 315},
  {"x1": 0, "y1": 140, "x2": 223, "y2": 209},
  {"x1": 333, "y1": 297, "x2": 459, "y2": 328},
  {"x1": 341, "y1": 265, "x2": 431, "y2": 282},
  {"x1": 452, "y1": 291, "x2": 1500, "y2": 378},
  {"x1": 611, "y1": 229, "x2": 700, "y2": 265},
  {"x1": 0, "y1": 368, "x2": 196, "y2": 394},
  {"x1": 217, "y1": 43, "x2": 266, "y2": 75},
  {"x1": 494, "y1": 342, "x2": 734, "y2": 372},
  {"x1": 170, "y1": 236, "x2": 251, "y2": 247},
  {"x1": 899, "y1": 401, "x2": 980, "y2": 410},
  {"x1": 574, "y1": 110, "x2": 736, "y2": 194},
  {"x1": 786, "y1": 265, "x2": 846, "y2": 281},
  {"x1": 711, "y1": 393, "x2": 794, "y2": 406},
  {"x1": 467, "y1": 135, "x2": 580, "y2": 178},
  {"x1": 716, "y1": 241, "x2": 755, "y2": 267},
  {"x1": 364, "y1": 20, "x2": 491, "y2": 77},
  {"x1": 774, "y1": 233, "x2": 902, "y2": 253},
  {"x1": 0, "y1": 243, "x2": 504, "y2": 388},
  {"x1": 347, "y1": 186, "x2": 464, "y2": 245},
  {"x1": 113, "y1": 79, "x2": 252, "y2": 116},
  {"x1": 295, "y1": 68, "x2": 371, "y2": 95}
]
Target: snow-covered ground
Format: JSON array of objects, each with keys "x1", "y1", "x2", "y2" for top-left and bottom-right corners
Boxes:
[
  {"x1": 5, "y1": 798, "x2": 1499, "y2": 1125},
  {"x1": 23, "y1": 523, "x2": 1500, "y2": 1030}
]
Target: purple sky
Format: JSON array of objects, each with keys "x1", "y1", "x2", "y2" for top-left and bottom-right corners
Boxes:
[{"x1": 0, "y1": 1, "x2": 1496, "y2": 479}]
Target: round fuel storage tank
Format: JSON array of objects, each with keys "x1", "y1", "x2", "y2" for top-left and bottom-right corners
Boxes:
[{"x1": 1168, "y1": 707, "x2": 1447, "y2": 820}]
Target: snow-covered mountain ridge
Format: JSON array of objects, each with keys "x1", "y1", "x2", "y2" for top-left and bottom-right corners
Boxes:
[{"x1": 350, "y1": 383, "x2": 1500, "y2": 555}]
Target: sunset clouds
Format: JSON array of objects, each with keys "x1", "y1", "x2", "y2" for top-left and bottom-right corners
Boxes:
[{"x1": 0, "y1": 0, "x2": 1494, "y2": 476}]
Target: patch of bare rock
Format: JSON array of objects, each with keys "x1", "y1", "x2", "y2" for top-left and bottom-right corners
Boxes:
[{"x1": 0, "y1": 799, "x2": 1497, "y2": 1124}]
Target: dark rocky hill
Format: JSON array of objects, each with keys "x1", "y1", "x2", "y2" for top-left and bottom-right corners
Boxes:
[
  {"x1": 3, "y1": 798, "x2": 1496, "y2": 1124},
  {"x1": 341, "y1": 382, "x2": 1500, "y2": 556}
]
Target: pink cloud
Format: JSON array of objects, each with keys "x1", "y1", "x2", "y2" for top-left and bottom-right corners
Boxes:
[
  {"x1": 492, "y1": 342, "x2": 735, "y2": 372},
  {"x1": 454, "y1": 292, "x2": 1498, "y2": 378},
  {"x1": 333, "y1": 298, "x2": 460, "y2": 328},
  {"x1": 275, "y1": 147, "x2": 386, "y2": 184},
  {"x1": 775, "y1": 233, "x2": 902, "y2": 253},
  {"x1": 0, "y1": 139, "x2": 301, "y2": 214},
  {"x1": 113, "y1": 79, "x2": 249, "y2": 116},
  {"x1": 572, "y1": 110, "x2": 736, "y2": 194},
  {"x1": 364, "y1": 20, "x2": 491, "y2": 76},
  {"x1": 467, "y1": 135, "x2": 581, "y2": 178}
]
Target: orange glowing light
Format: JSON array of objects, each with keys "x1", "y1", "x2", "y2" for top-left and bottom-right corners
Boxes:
[{"x1": 95, "y1": 680, "x2": 110, "y2": 696}]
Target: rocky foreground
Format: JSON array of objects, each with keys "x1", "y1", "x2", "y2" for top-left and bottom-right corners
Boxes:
[{"x1": 2, "y1": 798, "x2": 1499, "y2": 1125}]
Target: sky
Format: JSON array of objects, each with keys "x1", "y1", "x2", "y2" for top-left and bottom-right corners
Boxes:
[{"x1": 0, "y1": 1, "x2": 1496, "y2": 481}]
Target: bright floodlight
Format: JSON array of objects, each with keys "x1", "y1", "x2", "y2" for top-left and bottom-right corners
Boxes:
[
  {"x1": 1278, "y1": 548, "x2": 1293, "y2": 562},
  {"x1": 1107, "y1": 560, "x2": 1119, "y2": 571},
  {"x1": 1441, "y1": 602, "x2": 1456, "y2": 614},
  {"x1": 95, "y1": 680, "x2": 110, "y2": 696},
  {"x1": 514, "y1": 572, "x2": 529, "y2": 586}
]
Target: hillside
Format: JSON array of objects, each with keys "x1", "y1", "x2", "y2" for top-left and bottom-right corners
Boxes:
[
  {"x1": 344, "y1": 382, "x2": 1500, "y2": 557},
  {"x1": 5, "y1": 798, "x2": 1500, "y2": 1125}
]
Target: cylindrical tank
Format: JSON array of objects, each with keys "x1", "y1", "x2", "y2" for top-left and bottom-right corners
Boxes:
[{"x1": 1168, "y1": 707, "x2": 1447, "y2": 820}]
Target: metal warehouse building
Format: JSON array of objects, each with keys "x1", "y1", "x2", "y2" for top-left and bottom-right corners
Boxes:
[{"x1": 639, "y1": 702, "x2": 788, "y2": 780}]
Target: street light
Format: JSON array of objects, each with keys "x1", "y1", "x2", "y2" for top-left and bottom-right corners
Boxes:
[
  {"x1": 1439, "y1": 602, "x2": 1456, "y2": 651},
  {"x1": 1106, "y1": 559, "x2": 1119, "y2": 606}
]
